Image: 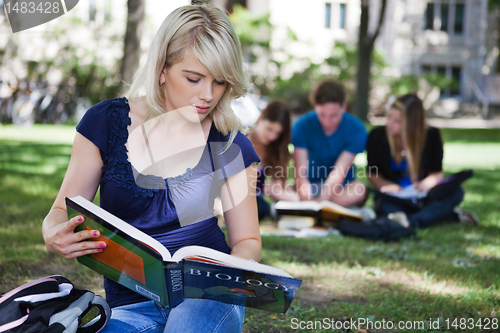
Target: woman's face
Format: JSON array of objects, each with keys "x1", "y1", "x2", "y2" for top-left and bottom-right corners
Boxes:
[
  {"x1": 254, "y1": 119, "x2": 283, "y2": 146},
  {"x1": 160, "y1": 51, "x2": 227, "y2": 122},
  {"x1": 386, "y1": 107, "x2": 402, "y2": 136}
]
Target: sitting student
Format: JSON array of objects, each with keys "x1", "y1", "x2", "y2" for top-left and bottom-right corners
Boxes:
[
  {"x1": 367, "y1": 94, "x2": 478, "y2": 228},
  {"x1": 248, "y1": 100, "x2": 299, "y2": 220},
  {"x1": 292, "y1": 79, "x2": 368, "y2": 207},
  {"x1": 42, "y1": 4, "x2": 260, "y2": 331}
]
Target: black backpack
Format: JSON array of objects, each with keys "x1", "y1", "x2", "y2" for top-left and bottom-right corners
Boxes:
[
  {"x1": 0, "y1": 275, "x2": 110, "y2": 333},
  {"x1": 336, "y1": 217, "x2": 415, "y2": 242}
]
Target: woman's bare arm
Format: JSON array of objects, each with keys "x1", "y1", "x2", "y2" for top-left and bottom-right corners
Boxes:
[{"x1": 42, "y1": 133, "x2": 107, "y2": 259}]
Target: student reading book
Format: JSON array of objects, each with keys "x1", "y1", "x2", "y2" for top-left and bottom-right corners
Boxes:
[
  {"x1": 275, "y1": 200, "x2": 363, "y2": 226},
  {"x1": 67, "y1": 196, "x2": 301, "y2": 314},
  {"x1": 42, "y1": 5, "x2": 269, "y2": 332},
  {"x1": 367, "y1": 94, "x2": 479, "y2": 228}
]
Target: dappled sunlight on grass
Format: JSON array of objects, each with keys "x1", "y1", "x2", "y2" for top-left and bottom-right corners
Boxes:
[
  {"x1": 443, "y1": 143, "x2": 500, "y2": 170},
  {"x1": 0, "y1": 243, "x2": 48, "y2": 264},
  {"x1": 0, "y1": 124, "x2": 76, "y2": 144},
  {"x1": 2, "y1": 125, "x2": 500, "y2": 332},
  {"x1": 468, "y1": 244, "x2": 500, "y2": 260}
]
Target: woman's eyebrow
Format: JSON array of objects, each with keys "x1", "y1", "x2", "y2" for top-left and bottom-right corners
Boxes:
[{"x1": 182, "y1": 70, "x2": 205, "y2": 77}]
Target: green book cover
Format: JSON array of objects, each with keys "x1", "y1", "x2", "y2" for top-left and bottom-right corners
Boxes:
[{"x1": 66, "y1": 196, "x2": 301, "y2": 313}]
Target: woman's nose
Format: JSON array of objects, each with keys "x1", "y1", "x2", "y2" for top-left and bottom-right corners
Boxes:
[{"x1": 199, "y1": 82, "x2": 213, "y2": 102}]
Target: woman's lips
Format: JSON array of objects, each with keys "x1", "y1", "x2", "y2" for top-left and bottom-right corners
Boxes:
[{"x1": 195, "y1": 106, "x2": 210, "y2": 113}]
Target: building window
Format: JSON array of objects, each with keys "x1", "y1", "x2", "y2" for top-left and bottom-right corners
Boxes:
[
  {"x1": 89, "y1": 0, "x2": 96, "y2": 21},
  {"x1": 426, "y1": 1, "x2": 465, "y2": 35},
  {"x1": 454, "y1": 4, "x2": 464, "y2": 34},
  {"x1": 339, "y1": 3, "x2": 346, "y2": 29},
  {"x1": 325, "y1": 3, "x2": 332, "y2": 29},
  {"x1": 451, "y1": 66, "x2": 462, "y2": 95},
  {"x1": 425, "y1": 2, "x2": 434, "y2": 30},
  {"x1": 440, "y1": 4, "x2": 449, "y2": 31}
]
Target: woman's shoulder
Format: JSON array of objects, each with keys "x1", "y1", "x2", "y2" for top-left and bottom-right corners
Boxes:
[
  {"x1": 427, "y1": 126, "x2": 441, "y2": 136},
  {"x1": 77, "y1": 97, "x2": 130, "y2": 142},
  {"x1": 368, "y1": 126, "x2": 387, "y2": 138},
  {"x1": 81, "y1": 97, "x2": 129, "y2": 122},
  {"x1": 88, "y1": 97, "x2": 128, "y2": 112}
]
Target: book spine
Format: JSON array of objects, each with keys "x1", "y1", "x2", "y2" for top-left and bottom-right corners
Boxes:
[{"x1": 164, "y1": 262, "x2": 184, "y2": 307}]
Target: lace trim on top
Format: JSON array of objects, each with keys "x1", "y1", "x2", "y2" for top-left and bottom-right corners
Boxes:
[{"x1": 101, "y1": 97, "x2": 194, "y2": 198}]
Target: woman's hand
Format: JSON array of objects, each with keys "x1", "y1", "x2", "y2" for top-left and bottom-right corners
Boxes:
[
  {"x1": 43, "y1": 213, "x2": 106, "y2": 259},
  {"x1": 380, "y1": 183, "x2": 403, "y2": 193},
  {"x1": 414, "y1": 172, "x2": 444, "y2": 192}
]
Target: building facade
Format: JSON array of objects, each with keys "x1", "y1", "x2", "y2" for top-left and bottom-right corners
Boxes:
[{"x1": 245, "y1": 0, "x2": 498, "y2": 115}]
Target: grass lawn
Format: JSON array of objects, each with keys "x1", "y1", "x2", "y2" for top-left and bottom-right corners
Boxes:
[{"x1": 0, "y1": 124, "x2": 499, "y2": 332}]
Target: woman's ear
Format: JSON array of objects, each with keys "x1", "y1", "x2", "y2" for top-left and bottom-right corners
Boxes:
[{"x1": 159, "y1": 68, "x2": 166, "y2": 85}]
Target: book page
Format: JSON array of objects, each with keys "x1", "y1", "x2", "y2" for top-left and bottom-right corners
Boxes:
[
  {"x1": 384, "y1": 185, "x2": 427, "y2": 199},
  {"x1": 319, "y1": 201, "x2": 363, "y2": 218},
  {"x1": 275, "y1": 200, "x2": 320, "y2": 211},
  {"x1": 172, "y1": 246, "x2": 292, "y2": 278}
]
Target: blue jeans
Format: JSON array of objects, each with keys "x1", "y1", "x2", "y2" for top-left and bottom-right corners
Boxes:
[
  {"x1": 101, "y1": 299, "x2": 245, "y2": 333},
  {"x1": 375, "y1": 187, "x2": 464, "y2": 229}
]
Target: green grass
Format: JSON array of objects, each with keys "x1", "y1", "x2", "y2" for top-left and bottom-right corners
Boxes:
[{"x1": 0, "y1": 124, "x2": 499, "y2": 332}]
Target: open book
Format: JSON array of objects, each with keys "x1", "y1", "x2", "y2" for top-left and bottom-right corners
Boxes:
[
  {"x1": 66, "y1": 196, "x2": 301, "y2": 314},
  {"x1": 371, "y1": 169, "x2": 473, "y2": 210},
  {"x1": 275, "y1": 200, "x2": 363, "y2": 226}
]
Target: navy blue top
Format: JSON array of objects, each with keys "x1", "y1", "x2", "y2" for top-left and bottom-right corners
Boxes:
[
  {"x1": 389, "y1": 158, "x2": 412, "y2": 188},
  {"x1": 291, "y1": 111, "x2": 367, "y2": 184},
  {"x1": 367, "y1": 126, "x2": 443, "y2": 183},
  {"x1": 76, "y1": 97, "x2": 260, "y2": 307}
]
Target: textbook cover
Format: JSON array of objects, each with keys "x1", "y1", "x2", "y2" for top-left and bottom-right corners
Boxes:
[{"x1": 67, "y1": 196, "x2": 301, "y2": 313}]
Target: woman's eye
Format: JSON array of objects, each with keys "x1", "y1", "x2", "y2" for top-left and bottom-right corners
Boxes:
[
  {"x1": 187, "y1": 77, "x2": 199, "y2": 83},
  {"x1": 214, "y1": 80, "x2": 226, "y2": 86}
]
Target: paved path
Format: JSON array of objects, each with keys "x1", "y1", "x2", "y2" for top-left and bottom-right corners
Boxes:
[{"x1": 369, "y1": 117, "x2": 500, "y2": 129}]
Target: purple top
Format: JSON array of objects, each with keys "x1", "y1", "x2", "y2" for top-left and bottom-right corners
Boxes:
[{"x1": 76, "y1": 97, "x2": 260, "y2": 307}]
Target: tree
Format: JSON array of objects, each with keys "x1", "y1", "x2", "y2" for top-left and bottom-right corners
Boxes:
[
  {"x1": 353, "y1": 0, "x2": 387, "y2": 121},
  {"x1": 120, "y1": 0, "x2": 145, "y2": 89},
  {"x1": 489, "y1": 0, "x2": 500, "y2": 73}
]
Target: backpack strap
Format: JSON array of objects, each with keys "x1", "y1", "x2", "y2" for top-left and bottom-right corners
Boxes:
[
  {"x1": 78, "y1": 295, "x2": 111, "y2": 333},
  {"x1": 0, "y1": 315, "x2": 28, "y2": 333},
  {"x1": 0, "y1": 275, "x2": 62, "y2": 333},
  {"x1": 0, "y1": 275, "x2": 111, "y2": 333}
]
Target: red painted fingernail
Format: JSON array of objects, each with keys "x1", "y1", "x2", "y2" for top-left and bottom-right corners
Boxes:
[
  {"x1": 100, "y1": 243, "x2": 106, "y2": 248},
  {"x1": 93, "y1": 231, "x2": 99, "y2": 237},
  {"x1": 97, "y1": 249, "x2": 103, "y2": 252},
  {"x1": 77, "y1": 216, "x2": 83, "y2": 222}
]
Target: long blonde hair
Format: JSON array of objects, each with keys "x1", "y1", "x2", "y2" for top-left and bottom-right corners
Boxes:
[
  {"x1": 387, "y1": 94, "x2": 427, "y2": 182},
  {"x1": 125, "y1": 4, "x2": 249, "y2": 148}
]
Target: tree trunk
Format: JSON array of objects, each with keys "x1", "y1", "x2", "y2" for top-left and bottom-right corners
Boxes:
[
  {"x1": 497, "y1": 10, "x2": 500, "y2": 73},
  {"x1": 120, "y1": 0, "x2": 145, "y2": 89},
  {"x1": 209, "y1": 0, "x2": 229, "y2": 9},
  {"x1": 353, "y1": 0, "x2": 387, "y2": 122}
]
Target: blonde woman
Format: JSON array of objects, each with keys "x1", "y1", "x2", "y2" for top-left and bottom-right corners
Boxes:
[
  {"x1": 367, "y1": 94, "x2": 478, "y2": 228},
  {"x1": 42, "y1": 4, "x2": 261, "y2": 332}
]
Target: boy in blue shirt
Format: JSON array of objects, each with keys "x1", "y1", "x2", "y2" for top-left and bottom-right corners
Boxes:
[{"x1": 292, "y1": 79, "x2": 368, "y2": 207}]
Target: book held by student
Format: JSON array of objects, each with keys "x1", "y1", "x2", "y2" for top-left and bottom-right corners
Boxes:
[
  {"x1": 275, "y1": 200, "x2": 363, "y2": 225},
  {"x1": 67, "y1": 196, "x2": 301, "y2": 314}
]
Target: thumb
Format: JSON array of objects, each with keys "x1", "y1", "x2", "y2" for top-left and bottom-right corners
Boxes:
[{"x1": 67, "y1": 215, "x2": 85, "y2": 231}]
